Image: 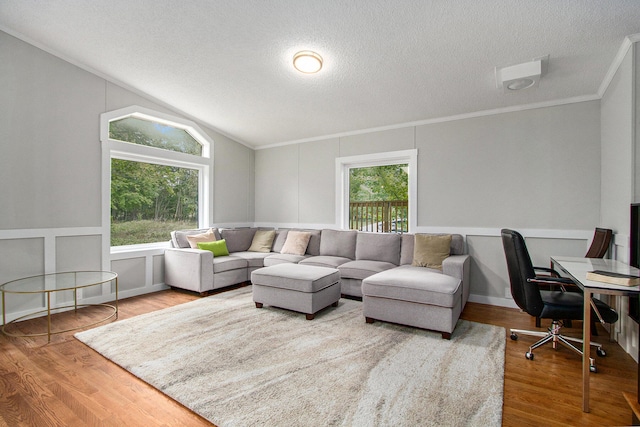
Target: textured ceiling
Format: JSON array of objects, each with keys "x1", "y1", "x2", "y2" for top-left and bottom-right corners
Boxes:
[{"x1": 2, "y1": 0, "x2": 640, "y2": 148}]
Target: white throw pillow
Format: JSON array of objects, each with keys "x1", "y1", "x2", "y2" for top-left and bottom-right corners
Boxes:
[
  {"x1": 280, "y1": 231, "x2": 312, "y2": 256},
  {"x1": 186, "y1": 228, "x2": 217, "y2": 249}
]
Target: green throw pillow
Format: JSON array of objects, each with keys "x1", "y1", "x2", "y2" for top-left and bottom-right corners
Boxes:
[{"x1": 197, "y1": 239, "x2": 229, "y2": 257}]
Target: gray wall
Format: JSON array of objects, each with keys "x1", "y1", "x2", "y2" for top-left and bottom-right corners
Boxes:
[
  {"x1": 0, "y1": 31, "x2": 253, "y2": 319},
  {"x1": 601, "y1": 42, "x2": 638, "y2": 360},
  {"x1": 602, "y1": 46, "x2": 634, "y2": 240},
  {"x1": 255, "y1": 101, "x2": 601, "y2": 305}
]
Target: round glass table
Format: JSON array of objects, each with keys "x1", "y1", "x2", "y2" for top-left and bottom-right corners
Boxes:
[{"x1": 1, "y1": 271, "x2": 118, "y2": 342}]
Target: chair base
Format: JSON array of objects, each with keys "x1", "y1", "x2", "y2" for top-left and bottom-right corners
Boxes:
[{"x1": 510, "y1": 320, "x2": 605, "y2": 372}]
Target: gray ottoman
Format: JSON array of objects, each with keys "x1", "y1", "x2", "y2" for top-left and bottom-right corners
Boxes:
[
  {"x1": 362, "y1": 265, "x2": 462, "y2": 339},
  {"x1": 251, "y1": 264, "x2": 341, "y2": 320}
]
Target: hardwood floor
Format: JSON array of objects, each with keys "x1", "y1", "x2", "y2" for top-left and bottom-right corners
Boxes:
[{"x1": 0, "y1": 287, "x2": 637, "y2": 426}]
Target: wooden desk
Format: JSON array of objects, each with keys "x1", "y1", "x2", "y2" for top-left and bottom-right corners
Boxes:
[{"x1": 551, "y1": 256, "x2": 640, "y2": 413}]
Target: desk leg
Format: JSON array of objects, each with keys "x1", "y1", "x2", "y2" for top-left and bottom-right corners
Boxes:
[{"x1": 583, "y1": 290, "x2": 592, "y2": 413}]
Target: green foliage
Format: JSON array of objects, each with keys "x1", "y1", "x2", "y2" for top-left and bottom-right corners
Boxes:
[
  {"x1": 349, "y1": 164, "x2": 408, "y2": 202},
  {"x1": 111, "y1": 220, "x2": 196, "y2": 246},
  {"x1": 109, "y1": 119, "x2": 201, "y2": 246},
  {"x1": 110, "y1": 117, "x2": 202, "y2": 155},
  {"x1": 111, "y1": 159, "x2": 198, "y2": 224}
]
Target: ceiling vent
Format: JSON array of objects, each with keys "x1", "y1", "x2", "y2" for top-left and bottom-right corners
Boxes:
[{"x1": 495, "y1": 56, "x2": 548, "y2": 92}]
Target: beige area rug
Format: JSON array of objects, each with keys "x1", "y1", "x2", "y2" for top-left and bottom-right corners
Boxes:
[{"x1": 75, "y1": 286, "x2": 505, "y2": 427}]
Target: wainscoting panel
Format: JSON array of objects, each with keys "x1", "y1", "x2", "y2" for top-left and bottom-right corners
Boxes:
[{"x1": 110, "y1": 257, "x2": 146, "y2": 293}]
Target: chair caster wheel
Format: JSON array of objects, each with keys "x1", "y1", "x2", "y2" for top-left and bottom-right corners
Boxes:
[
  {"x1": 525, "y1": 352, "x2": 534, "y2": 360},
  {"x1": 590, "y1": 365, "x2": 597, "y2": 373},
  {"x1": 510, "y1": 333, "x2": 518, "y2": 341},
  {"x1": 596, "y1": 347, "x2": 606, "y2": 357}
]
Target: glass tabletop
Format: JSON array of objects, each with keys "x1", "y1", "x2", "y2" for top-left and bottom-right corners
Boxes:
[
  {"x1": 551, "y1": 256, "x2": 640, "y2": 291},
  {"x1": 0, "y1": 271, "x2": 117, "y2": 294}
]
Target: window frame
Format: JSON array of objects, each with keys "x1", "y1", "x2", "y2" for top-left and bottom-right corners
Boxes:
[
  {"x1": 335, "y1": 149, "x2": 417, "y2": 233},
  {"x1": 100, "y1": 105, "x2": 213, "y2": 251}
]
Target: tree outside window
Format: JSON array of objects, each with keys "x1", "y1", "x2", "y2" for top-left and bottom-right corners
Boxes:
[
  {"x1": 349, "y1": 164, "x2": 408, "y2": 233},
  {"x1": 106, "y1": 110, "x2": 207, "y2": 246}
]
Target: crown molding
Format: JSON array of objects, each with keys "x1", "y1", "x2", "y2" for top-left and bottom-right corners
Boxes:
[
  {"x1": 598, "y1": 33, "x2": 640, "y2": 98},
  {"x1": 256, "y1": 94, "x2": 600, "y2": 150}
]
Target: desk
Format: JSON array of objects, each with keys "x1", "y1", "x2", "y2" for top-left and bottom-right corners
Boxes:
[
  {"x1": 1, "y1": 271, "x2": 118, "y2": 342},
  {"x1": 551, "y1": 256, "x2": 640, "y2": 413}
]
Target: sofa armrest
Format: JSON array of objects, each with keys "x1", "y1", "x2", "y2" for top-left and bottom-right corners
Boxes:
[
  {"x1": 164, "y1": 248, "x2": 214, "y2": 293},
  {"x1": 443, "y1": 254, "x2": 471, "y2": 307}
]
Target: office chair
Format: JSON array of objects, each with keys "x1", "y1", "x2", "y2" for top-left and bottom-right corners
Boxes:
[
  {"x1": 501, "y1": 229, "x2": 619, "y2": 372},
  {"x1": 534, "y1": 227, "x2": 613, "y2": 331},
  {"x1": 585, "y1": 227, "x2": 613, "y2": 258}
]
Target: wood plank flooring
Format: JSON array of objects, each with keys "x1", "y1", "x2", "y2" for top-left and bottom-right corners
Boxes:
[{"x1": 0, "y1": 287, "x2": 637, "y2": 426}]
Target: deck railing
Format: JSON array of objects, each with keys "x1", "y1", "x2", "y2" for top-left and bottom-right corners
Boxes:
[{"x1": 349, "y1": 200, "x2": 408, "y2": 233}]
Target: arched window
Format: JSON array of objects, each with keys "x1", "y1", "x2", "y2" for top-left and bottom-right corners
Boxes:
[{"x1": 101, "y1": 106, "x2": 212, "y2": 248}]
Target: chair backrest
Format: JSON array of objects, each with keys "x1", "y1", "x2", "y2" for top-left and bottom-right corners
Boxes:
[
  {"x1": 501, "y1": 229, "x2": 544, "y2": 317},
  {"x1": 585, "y1": 228, "x2": 612, "y2": 258}
]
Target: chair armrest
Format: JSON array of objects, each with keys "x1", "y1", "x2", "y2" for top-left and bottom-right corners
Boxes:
[
  {"x1": 527, "y1": 276, "x2": 576, "y2": 287},
  {"x1": 164, "y1": 248, "x2": 214, "y2": 293},
  {"x1": 443, "y1": 254, "x2": 471, "y2": 306},
  {"x1": 533, "y1": 266, "x2": 561, "y2": 277}
]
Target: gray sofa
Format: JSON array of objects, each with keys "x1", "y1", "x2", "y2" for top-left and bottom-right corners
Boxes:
[
  {"x1": 164, "y1": 227, "x2": 470, "y2": 336},
  {"x1": 165, "y1": 227, "x2": 315, "y2": 294},
  {"x1": 165, "y1": 226, "x2": 469, "y2": 299}
]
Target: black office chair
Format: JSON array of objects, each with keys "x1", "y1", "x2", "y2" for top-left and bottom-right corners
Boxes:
[
  {"x1": 535, "y1": 227, "x2": 613, "y2": 332},
  {"x1": 501, "y1": 229, "x2": 619, "y2": 372}
]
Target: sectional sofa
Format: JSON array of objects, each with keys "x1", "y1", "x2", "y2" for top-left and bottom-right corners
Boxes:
[{"x1": 164, "y1": 227, "x2": 470, "y2": 337}]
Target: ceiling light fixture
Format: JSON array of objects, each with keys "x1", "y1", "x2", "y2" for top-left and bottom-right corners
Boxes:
[
  {"x1": 496, "y1": 56, "x2": 548, "y2": 92},
  {"x1": 293, "y1": 51, "x2": 323, "y2": 74}
]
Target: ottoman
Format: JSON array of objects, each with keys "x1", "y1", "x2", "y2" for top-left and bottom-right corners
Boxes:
[
  {"x1": 251, "y1": 264, "x2": 341, "y2": 320},
  {"x1": 362, "y1": 265, "x2": 462, "y2": 339}
]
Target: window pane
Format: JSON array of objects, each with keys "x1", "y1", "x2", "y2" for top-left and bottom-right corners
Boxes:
[
  {"x1": 349, "y1": 164, "x2": 408, "y2": 233},
  {"x1": 111, "y1": 159, "x2": 198, "y2": 246},
  {"x1": 109, "y1": 117, "x2": 202, "y2": 155}
]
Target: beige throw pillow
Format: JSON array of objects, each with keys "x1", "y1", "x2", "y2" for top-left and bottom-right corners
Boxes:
[
  {"x1": 248, "y1": 229, "x2": 276, "y2": 253},
  {"x1": 186, "y1": 228, "x2": 217, "y2": 249},
  {"x1": 280, "y1": 231, "x2": 312, "y2": 256},
  {"x1": 412, "y1": 234, "x2": 452, "y2": 270}
]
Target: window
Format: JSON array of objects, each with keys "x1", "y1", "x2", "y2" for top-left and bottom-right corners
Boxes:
[
  {"x1": 336, "y1": 150, "x2": 417, "y2": 233},
  {"x1": 349, "y1": 164, "x2": 408, "y2": 233},
  {"x1": 101, "y1": 106, "x2": 212, "y2": 248}
]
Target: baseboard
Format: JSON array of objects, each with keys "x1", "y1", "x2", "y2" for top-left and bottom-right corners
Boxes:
[{"x1": 468, "y1": 293, "x2": 519, "y2": 309}]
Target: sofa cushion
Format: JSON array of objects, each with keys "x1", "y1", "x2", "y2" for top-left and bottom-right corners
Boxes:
[
  {"x1": 220, "y1": 228, "x2": 257, "y2": 253},
  {"x1": 362, "y1": 265, "x2": 461, "y2": 308},
  {"x1": 271, "y1": 229, "x2": 289, "y2": 253},
  {"x1": 300, "y1": 255, "x2": 352, "y2": 269},
  {"x1": 319, "y1": 229, "x2": 357, "y2": 259},
  {"x1": 412, "y1": 234, "x2": 451, "y2": 270},
  {"x1": 172, "y1": 228, "x2": 221, "y2": 248},
  {"x1": 232, "y1": 251, "x2": 272, "y2": 268},
  {"x1": 355, "y1": 232, "x2": 401, "y2": 265},
  {"x1": 400, "y1": 233, "x2": 465, "y2": 265},
  {"x1": 251, "y1": 264, "x2": 340, "y2": 293},
  {"x1": 248, "y1": 229, "x2": 276, "y2": 253},
  {"x1": 281, "y1": 231, "x2": 312, "y2": 255},
  {"x1": 197, "y1": 240, "x2": 230, "y2": 257},
  {"x1": 213, "y1": 256, "x2": 248, "y2": 273},
  {"x1": 339, "y1": 260, "x2": 397, "y2": 280},
  {"x1": 264, "y1": 253, "x2": 310, "y2": 266},
  {"x1": 186, "y1": 228, "x2": 218, "y2": 248}
]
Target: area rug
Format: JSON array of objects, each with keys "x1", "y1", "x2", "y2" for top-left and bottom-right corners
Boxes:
[{"x1": 75, "y1": 286, "x2": 505, "y2": 426}]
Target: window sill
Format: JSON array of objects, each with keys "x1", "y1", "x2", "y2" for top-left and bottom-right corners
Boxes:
[{"x1": 110, "y1": 241, "x2": 170, "y2": 255}]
